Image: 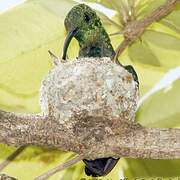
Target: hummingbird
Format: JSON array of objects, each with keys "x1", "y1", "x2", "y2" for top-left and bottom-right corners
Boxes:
[{"x1": 62, "y1": 4, "x2": 138, "y2": 177}]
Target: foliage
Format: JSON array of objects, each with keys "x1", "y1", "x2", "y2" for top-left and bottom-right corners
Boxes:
[{"x1": 0, "y1": 0, "x2": 180, "y2": 179}]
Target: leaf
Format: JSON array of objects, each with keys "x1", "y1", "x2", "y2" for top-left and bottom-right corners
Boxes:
[
  {"x1": 1, "y1": 146, "x2": 81, "y2": 180},
  {"x1": 128, "y1": 40, "x2": 160, "y2": 66},
  {"x1": 142, "y1": 30, "x2": 180, "y2": 69},
  {"x1": 143, "y1": 30, "x2": 180, "y2": 50},
  {"x1": 149, "y1": 22, "x2": 180, "y2": 39},
  {"x1": 160, "y1": 3, "x2": 180, "y2": 34},
  {"x1": 97, "y1": 11, "x2": 122, "y2": 30},
  {"x1": 0, "y1": 0, "x2": 77, "y2": 113},
  {"x1": 136, "y1": 77, "x2": 180, "y2": 128},
  {"x1": 122, "y1": 158, "x2": 180, "y2": 179},
  {"x1": 136, "y1": 0, "x2": 166, "y2": 19},
  {"x1": 0, "y1": 144, "x2": 17, "y2": 161}
]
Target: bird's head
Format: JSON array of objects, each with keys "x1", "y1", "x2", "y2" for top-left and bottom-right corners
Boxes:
[{"x1": 62, "y1": 4, "x2": 102, "y2": 59}]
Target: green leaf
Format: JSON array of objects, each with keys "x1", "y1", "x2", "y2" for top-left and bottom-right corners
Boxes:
[
  {"x1": 143, "y1": 30, "x2": 180, "y2": 50},
  {"x1": 122, "y1": 158, "x2": 180, "y2": 179},
  {"x1": 0, "y1": 144, "x2": 17, "y2": 161},
  {"x1": 160, "y1": 3, "x2": 180, "y2": 34},
  {"x1": 148, "y1": 22, "x2": 180, "y2": 39},
  {"x1": 128, "y1": 40, "x2": 160, "y2": 66},
  {"x1": 136, "y1": 0, "x2": 166, "y2": 19},
  {"x1": 0, "y1": 0, "x2": 77, "y2": 113},
  {"x1": 0, "y1": 146, "x2": 81, "y2": 180},
  {"x1": 142, "y1": 30, "x2": 180, "y2": 69},
  {"x1": 136, "y1": 78, "x2": 180, "y2": 128}
]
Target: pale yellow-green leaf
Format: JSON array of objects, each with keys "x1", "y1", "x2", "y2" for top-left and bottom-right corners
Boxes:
[
  {"x1": 142, "y1": 30, "x2": 180, "y2": 69},
  {"x1": 103, "y1": 14, "x2": 124, "y2": 50},
  {"x1": 122, "y1": 158, "x2": 180, "y2": 179},
  {"x1": 132, "y1": 63, "x2": 166, "y2": 97},
  {"x1": 148, "y1": 22, "x2": 180, "y2": 39},
  {"x1": 0, "y1": 0, "x2": 77, "y2": 113},
  {"x1": 136, "y1": 0, "x2": 166, "y2": 19},
  {"x1": 104, "y1": 13, "x2": 122, "y2": 31},
  {"x1": 1, "y1": 146, "x2": 81, "y2": 180},
  {"x1": 160, "y1": 3, "x2": 180, "y2": 34},
  {"x1": 144, "y1": 30, "x2": 180, "y2": 50},
  {"x1": 128, "y1": 40, "x2": 160, "y2": 66},
  {"x1": 0, "y1": 145, "x2": 17, "y2": 161},
  {"x1": 136, "y1": 78, "x2": 180, "y2": 128}
]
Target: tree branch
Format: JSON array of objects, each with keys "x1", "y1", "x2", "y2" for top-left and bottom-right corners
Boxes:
[
  {"x1": 0, "y1": 110, "x2": 77, "y2": 153},
  {"x1": 115, "y1": 0, "x2": 180, "y2": 57},
  {"x1": 113, "y1": 39, "x2": 132, "y2": 63},
  {"x1": 1, "y1": 109, "x2": 180, "y2": 160}
]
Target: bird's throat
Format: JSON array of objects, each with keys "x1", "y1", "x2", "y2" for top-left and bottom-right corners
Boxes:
[
  {"x1": 78, "y1": 37, "x2": 115, "y2": 59},
  {"x1": 75, "y1": 26, "x2": 115, "y2": 59}
]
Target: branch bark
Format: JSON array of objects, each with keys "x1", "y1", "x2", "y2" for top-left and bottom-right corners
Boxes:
[
  {"x1": 0, "y1": 110, "x2": 76, "y2": 153},
  {"x1": 1, "y1": 109, "x2": 180, "y2": 160},
  {"x1": 115, "y1": 0, "x2": 180, "y2": 57}
]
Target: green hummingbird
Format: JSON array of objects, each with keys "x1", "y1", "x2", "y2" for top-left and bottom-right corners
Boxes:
[{"x1": 62, "y1": 4, "x2": 138, "y2": 177}]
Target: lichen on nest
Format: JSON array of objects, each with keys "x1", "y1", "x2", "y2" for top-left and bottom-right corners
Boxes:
[{"x1": 40, "y1": 57, "x2": 138, "y2": 129}]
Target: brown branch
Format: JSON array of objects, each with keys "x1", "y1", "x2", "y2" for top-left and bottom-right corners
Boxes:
[
  {"x1": 0, "y1": 110, "x2": 76, "y2": 153},
  {"x1": 113, "y1": 38, "x2": 132, "y2": 63},
  {"x1": 115, "y1": 0, "x2": 180, "y2": 58},
  {"x1": 1, "y1": 109, "x2": 180, "y2": 160},
  {"x1": 33, "y1": 154, "x2": 85, "y2": 180}
]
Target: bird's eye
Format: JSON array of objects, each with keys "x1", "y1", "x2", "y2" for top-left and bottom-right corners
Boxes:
[{"x1": 84, "y1": 12, "x2": 90, "y2": 22}]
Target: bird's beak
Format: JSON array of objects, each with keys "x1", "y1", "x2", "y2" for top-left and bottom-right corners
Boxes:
[{"x1": 62, "y1": 27, "x2": 79, "y2": 60}]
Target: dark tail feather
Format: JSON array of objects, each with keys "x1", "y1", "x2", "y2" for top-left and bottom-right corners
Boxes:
[{"x1": 83, "y1": 157, "x2": 119, "y2": 177}]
